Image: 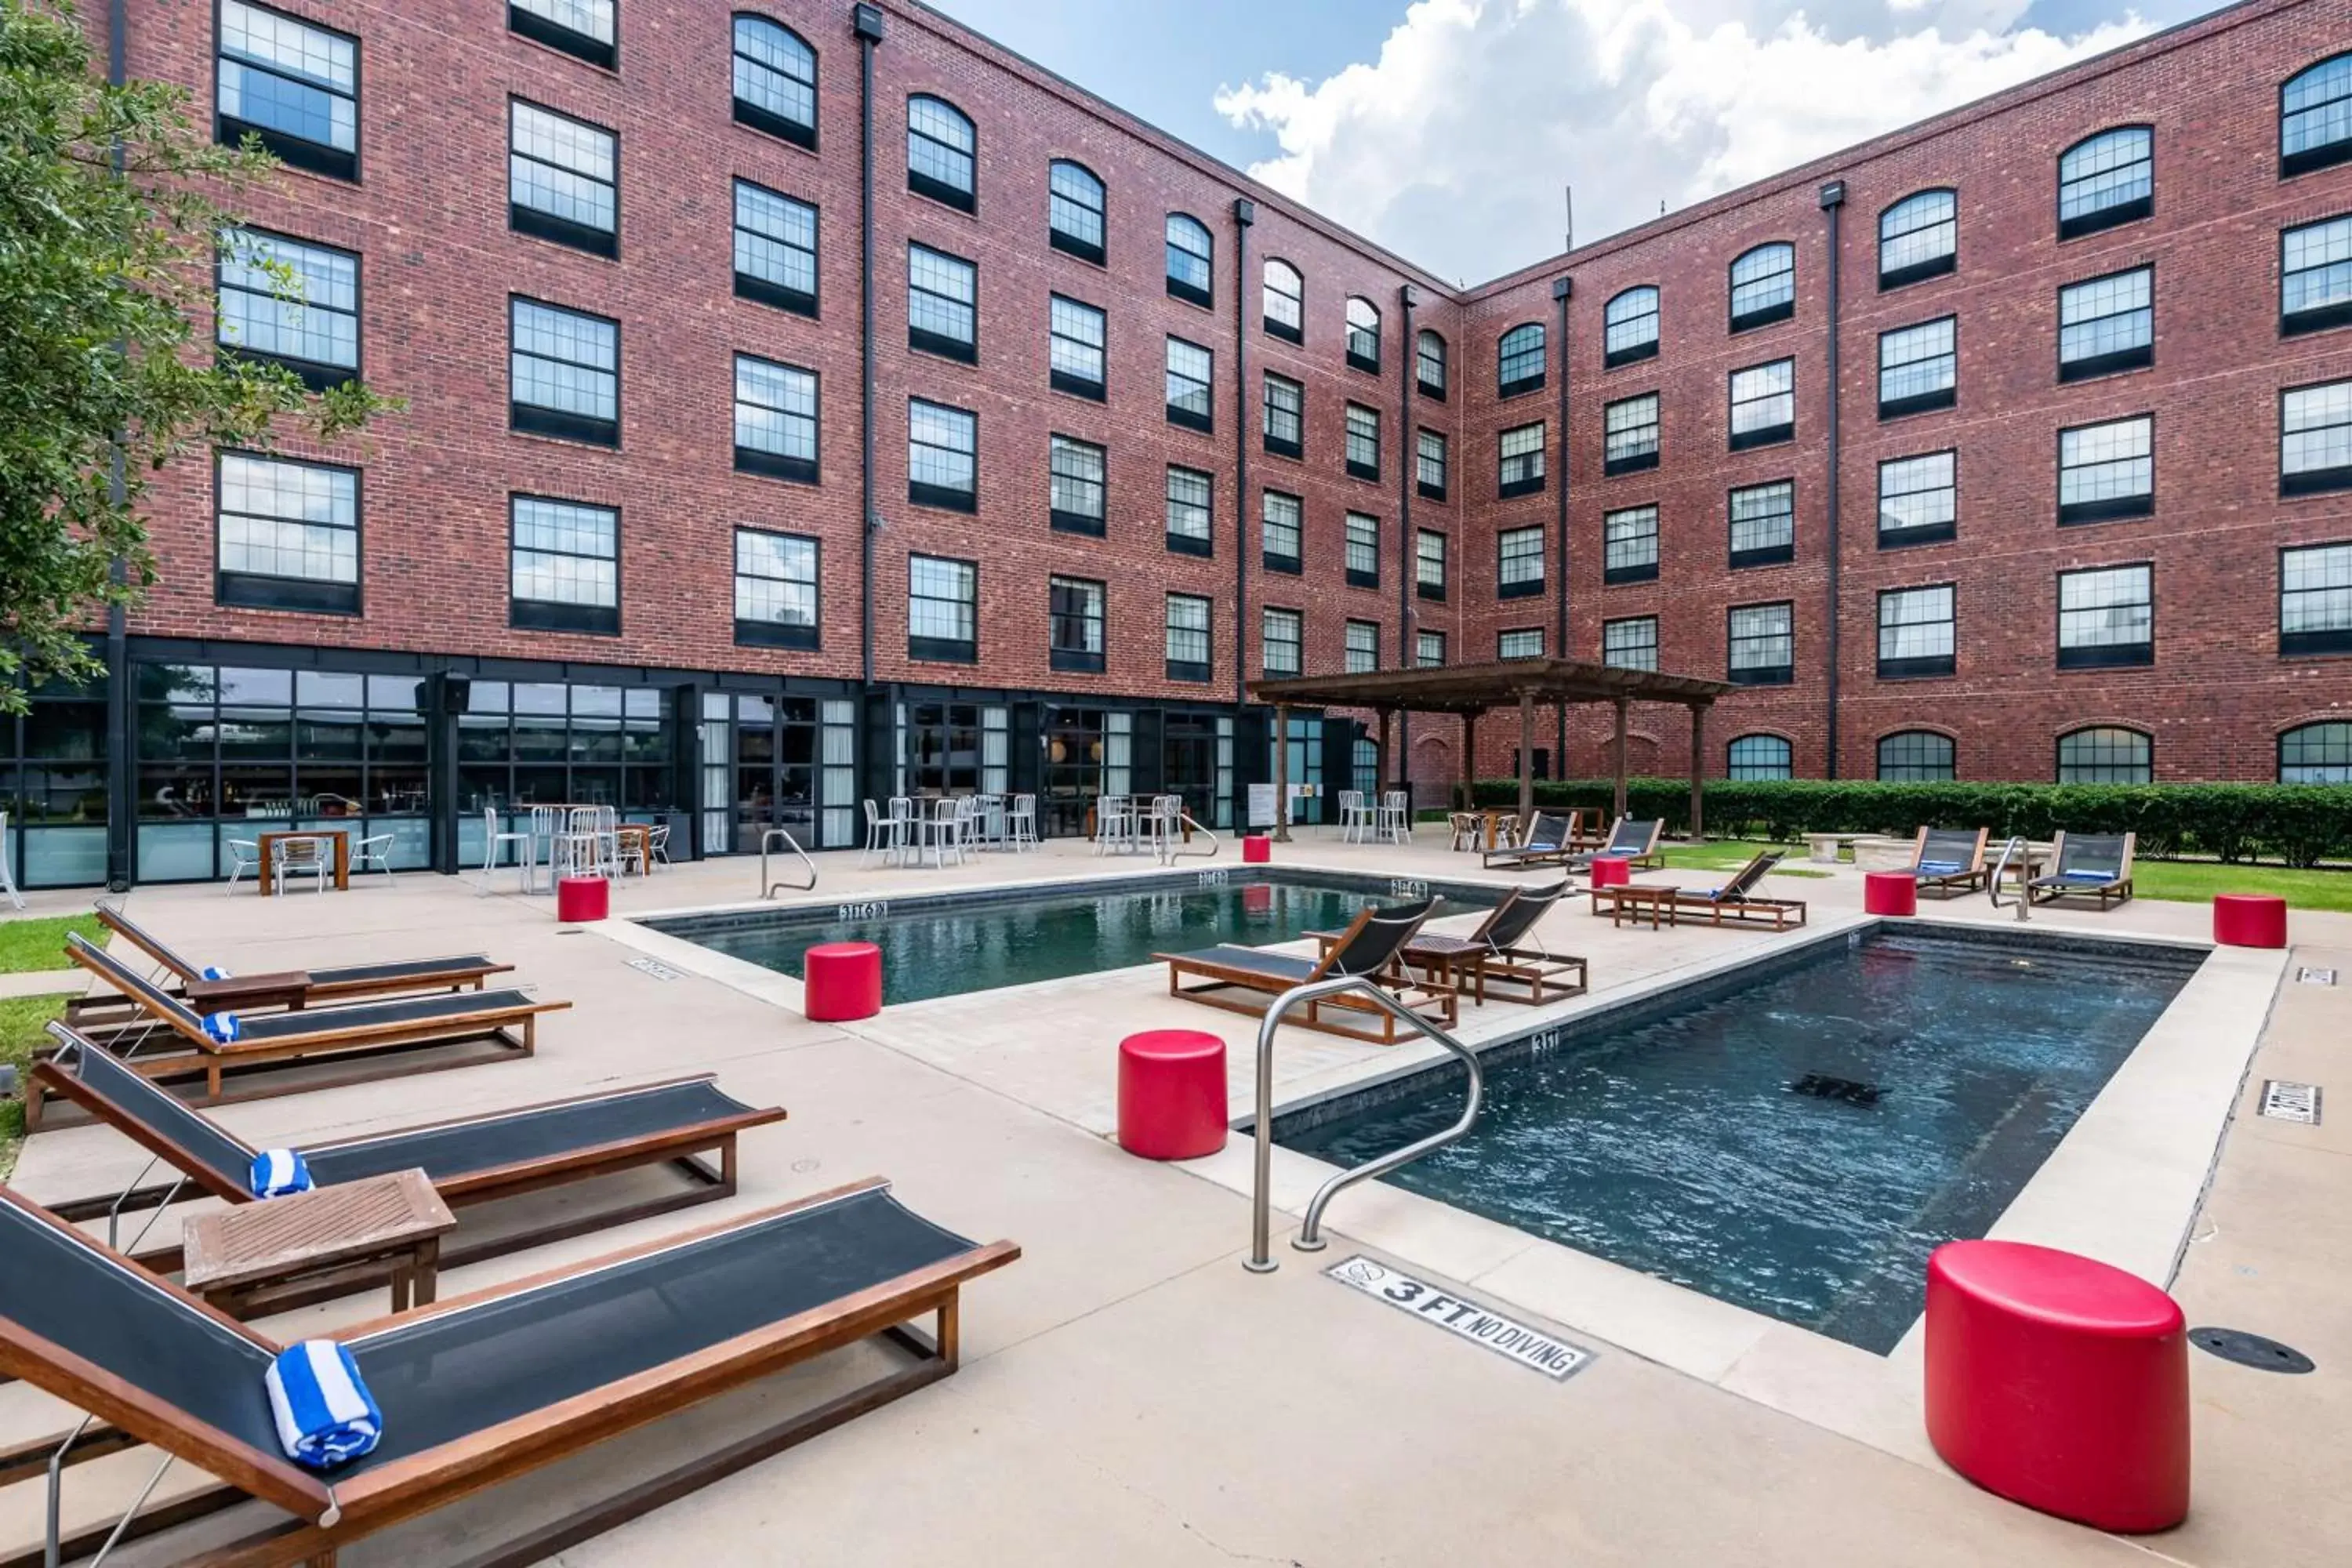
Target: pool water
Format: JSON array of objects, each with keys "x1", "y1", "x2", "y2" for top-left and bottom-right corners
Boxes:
[
  {"x1": 653, "y1": 880, "x2": 1481, "y2": 1004},
  {"x1": 1277, "y1": 930, "x2": 2201, "y2": 1354}
]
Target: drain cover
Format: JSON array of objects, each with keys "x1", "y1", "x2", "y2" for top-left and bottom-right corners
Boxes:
[
  {"x1": 1791, "y1": 1073, "x2": 1881, "y2": 1107},
  {"x1": 2296, "y1": 967, "x2": 2336, "y2": 986},
  {"x1": 2260, "y1": 1080, "x2": 2322, "y2": 1124},
  {"x1": 2190, "y1": 1327, "x2": 2314, "y2": 1374}
]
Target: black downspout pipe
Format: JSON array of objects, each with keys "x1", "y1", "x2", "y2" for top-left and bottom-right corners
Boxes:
[
  {"x1": 103, "y1": 0, "x2": 133, "y2": 892},
  {"x1": 855, "y1": 5, "x2": 884, "y2": 689},
  {"x1": 1396, "y1": 284, "x2": 1417, "y2": 789},
  {"x1": 1551, "y1": 275, "x2": 1571, "y2": 772},
  {"x1": 1232, "y1": 198, "x2": 1254, "y2": 717},
  {"x1": 1817, "y1": 180, "x2": 1846, "y2": 781}
]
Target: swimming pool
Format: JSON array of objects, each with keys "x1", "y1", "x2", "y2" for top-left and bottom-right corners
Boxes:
[
  {"x1": 1274, "y1": 927, "x2": 2203, "y2": 1354},
  {"x1": 646, "y1": 869, "x2": 1492, "y2": 1004}
]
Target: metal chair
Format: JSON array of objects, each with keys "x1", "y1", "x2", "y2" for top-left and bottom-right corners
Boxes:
[
  {"x1": 1094, "y1": 795, "x2": 1135, "y2": 856},
  {"x1": 353, "y1": 831, "x2": 397, "y2": 882},
  {"x1": 270, "y1": 835, "x2": 329, "y2": 897},
  {"x1": 1377, "y1": 790, "x2": 1412, "y2": 846},
  {"x1": 1337, "y1": 790, "x2": 1370, "y2": 844},
  {"x1": 922, "y1": 797, "x2": 967, "y2": 868},
  {"x1": 480, "y1": 806, "x2": 538, "y2": 895},
  {"x1": 862, "y1": 800, "x2": 903, "y2": 867},
  {"x1": 647, "y1": 822, "x2": 672, "y2": 867},
  {"x1": 1007, "y1": 793, "x2": 1038, "y2": 851},
  {"x1": 0, "y1": 812, "x2": 24, "y2": 912},
  {"x1": 224, "y1": 838, "x2": 262, "y2": 892}
]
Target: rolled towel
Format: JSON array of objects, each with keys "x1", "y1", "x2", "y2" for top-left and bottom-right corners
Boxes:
[
  {"x1": 250, "y1": 1149, "x2": 314, "y2": 1200},
  {"x1": 201, "y1": 1011, "x2": 241, "y2": 1044},
  {"x1": 200, "y1": 964, "x2": 234, "y2": 981},
  {"x1": 266, "y1": 1341, "x2": 381, "y2": 1468},
  {"x1": 1915, "y1": 860, "x2": 1964, "y2": 876}
]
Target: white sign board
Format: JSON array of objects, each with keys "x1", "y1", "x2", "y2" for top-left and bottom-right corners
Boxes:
[
  {"x1": 1324, "y1": 1256, "x2": 1592, "y2": 1381},
  {"x1": 1247, "y1": 782, "x2": 1277, "y2": 828}
]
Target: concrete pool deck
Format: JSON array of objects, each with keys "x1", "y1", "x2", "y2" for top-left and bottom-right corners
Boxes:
[{"x1": 2, "y1": 834, "x2": 2346, "y2": 1565}]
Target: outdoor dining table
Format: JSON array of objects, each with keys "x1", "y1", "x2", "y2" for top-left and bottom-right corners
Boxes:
[{"x1": 254, "y1": 827, "x2": 350, "y2": 895}]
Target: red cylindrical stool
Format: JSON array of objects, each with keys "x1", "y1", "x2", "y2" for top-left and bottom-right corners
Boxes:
[
  {"x1": 554, "y1": 877, "x2": 608, "y2": 923},
  {"x1": 1117, "y1": 1030, "x2": 1228, "y2": 1160},
  {"x1": 2212, "y1": 894, "x2": 2288, "y2": 949},
  {"x1": 803, "y1": 941, "x2": 883, "y2": 1022},
  {"x1": 1588, "y1": 855, "x2": 1632, "y2": 888},
  {"x1": 1241, "y1": 835, "x2": 1271, "y2": 864},
  {"x1": 1864, "y1": 870, "x2": 1918, "y2": 917},
  {"x1": 1925, "y1": 1240, "x2": 2189, "y2": 1533}
]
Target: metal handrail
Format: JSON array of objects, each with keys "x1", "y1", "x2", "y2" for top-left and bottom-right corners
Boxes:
[
  {"x1": 1987, "y1": 834, "x2": 2030, "y2": 920},
  {"x1": 1246, "y1": 974, "x2": 1485, "y2": 1272},
  {"x1": 759, "y1": 826, "x2": 818, "y2": 898},
  {"x1": 1156, "y1": 811, "x2": 1221, "y2": 864}
]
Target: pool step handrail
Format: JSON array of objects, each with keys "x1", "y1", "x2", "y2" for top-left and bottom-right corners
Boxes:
[
  {"x1": 1987, "y1": 834, "x2": 2031, "y2": 919},
  {"x1": 1246, "y1": 975, "x2": 1485, "y2": 1272},
  {"x1": 759, "y1": 826, "x2": 818, "y2": 898},
  {"x1": 1156, "y1": 810, "x2": 1221, "y2": 865}
]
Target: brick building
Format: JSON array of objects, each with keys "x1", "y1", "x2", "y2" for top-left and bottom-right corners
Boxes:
[{"x1": 9, "y1": 0, "x2": 2347, "y2": 887}]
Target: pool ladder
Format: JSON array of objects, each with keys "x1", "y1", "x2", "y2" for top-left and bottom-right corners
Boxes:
[
  {"x1": 1155, "y1": 811, "x2": 1222, "y2": 866},
  {"x1": 1987, "y1": 834, "x2": 2031, "y2": 921},
  {"x1": 1244, "y1": 975, "x2": 1485, "y2": 1272},
  {"x1": 759, "y1": 826, "x2": 818, "y2": 898}
]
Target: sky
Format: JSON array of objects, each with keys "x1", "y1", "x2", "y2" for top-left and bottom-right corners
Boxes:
[{"x1": 928, "y1": 0, "x2": 2235, "y2": 285}]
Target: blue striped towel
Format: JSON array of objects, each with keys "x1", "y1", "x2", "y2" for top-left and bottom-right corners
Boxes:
[
  {"x1": 201, "y1": 1011, "x2": 241, "y2": 1044},
  {"x1": 200, "y1": 965, "x2": 233, "y2": 981},
  {"x1": 266, "y1": 1341, "x2": 381, "y2": 1468},
  {"x1": 1916, "y1": 860, "x2": 1963, "y2": 876},
  {"x1": 250, "y1": 1149, "x2": 314, "y2": 1200},
  {"x1": 2059, "y1": 869, "x2": 2118, "y2": 883}
]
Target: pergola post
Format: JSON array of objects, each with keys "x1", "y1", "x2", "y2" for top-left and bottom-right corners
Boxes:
[
  {"x1": 1376, "y1": 707, "x2": 1393, "y2": 802},
  {"x1": 1272, "y1": 702, "x2": 1291, "y2": 843},
  {"x1": 1689, "y1": 702, "x2": 1708, "y2": 844},
  {"x1": 1611, "y1": 699, "x2": 1629, "y2": 822},
  {"x1": 1517, "y1": 690, "x2": 1535, "y2": 829},
  {"x1": 1460, "y1": 711, "x2": 1477, "y2": 813}
]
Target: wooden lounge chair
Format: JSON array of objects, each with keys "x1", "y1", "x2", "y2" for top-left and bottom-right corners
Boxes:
[
  {"x1": 32, "y1": 1023, "x2": 784, "y2": 1288},
  {"x1": 1906, "y1": 826, "x2": 1992, "y2": 898},
  {"x1": 2027, "y1": 830, "x2": 2137, "y2": 909},
  {"x1": 1156, "y1": 898, "x2": 1456, "y2": 1044},
  {"x1": 1567, "y1": 817, "x2": 1666, "y2": 872},
  {"x1": 1589, "y1": 850, "x2": 1807, "y2": 931},
  {"x1": 32, "y1": 933, "x2": 564, "y2": 1129},
  {"x1": 1482, "y1": 810, "x2": 1579, "y2": 869},
  {"x1": 1311, "y1": 882, "x2": 1587, "y2": 1007},
  {"x1": 0, "y1": 1178, "x2": 1016, "y2": 1568}
]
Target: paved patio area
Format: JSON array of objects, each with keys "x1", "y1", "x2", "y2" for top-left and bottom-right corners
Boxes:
[{"x1": 2, "y1": 830, "x2": 2345, "y2": 1565}]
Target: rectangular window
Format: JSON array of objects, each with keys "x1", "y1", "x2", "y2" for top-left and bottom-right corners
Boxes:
[
  {"x1": 1417, "y1": 332, "x2": 1447, "y2": 400},
  {"x1": 1261, "y1": 608, "x2": 1302, "y2": 676},
  {"x1": 1166, "y1": 466, "x2": 1213, "y2": 557},
  {"x1": 1263, "y1": 372, "x2": 1304, "y2": 459},
  {"x1": 909, "y1": 554, "x2": 978, "y2": 662},
  {"x1": 1417, "y1": 430, "x2": 1448, "y2": 500},
  {"x1": 1878, "y1": 452, "x2": 1956, "y2": 546},
  {"x1": 1602, "y1": 506, "x2": 1658, "y2": 585},
  {"x1": 2283, "y1": 216, "x2": 2352, "y2": 336},
  {"x1": 733, "y1": 528, "x2": 818, "y2": 649},
  {"x1": 1049, "y1": 575, "x2": 1106, "y2": 673},
  {"x1": 1416, "y1": 530, "x2": 1447, "y2": 601},
  {"x1": 732, "y1": 180, "x2": 817, "y2": 316},
  {"x1": 1878, "y1": 318, "x2": 1956, "y2": 417},
  {"x1": 1730, "y1": 245, "x2": 1795, "y2": 331},
  {"x1": 1604, "y1": 394, "x2": 1660, "y2": 475},
  {"x1": 2280, "y1": 543, "x2": 2352, "y2": 656},
  {"x1": 1166, "y1": 593, "x2": 1212, "y2": 681},
  {"x1": 1602, "y1": 616, "x2": 1657, "y2": 671},
  {"x1": 2056, "y1": 564, "x2": 2154, "y2": 669},
  {"x1": 733, "y1": 354, "x2": 818, "y2": 482},
  {"x1": 1498, "y1": 525, "x2": 1544, "y2": 598},
  {"x1": 1167, "y1": 337, "x2": 1213, "y2": 431},
  {"x1": 510, "y1": 297, "x2": 617, "y2": 445},
  {"x1": 216, "y1": 0, "x2": 358, "y2": 180},
  {"x1": 1498, "y1": 422, "x2": 1546, "y2": 498},
  {"x1": 909, "y1": 244, "x2": 977, "y2": 362},
  {"x1": 1048, "y1": 295, "x2": 1105, "y2": 400},
  {"x1": 216, "y1": 452, "x2": 359, "y2": 613},
  {"x1": 1728, "y1": 602, "x2": 1795, "y2": 684},
  {"x1": 1417, "y1": 630, "x2": 1446, "y2": 668},
  {"x1": 510, "y1": 100, "x2": 616, "y2": 256},
  {"x1": 1729, "y1": 359, "x2": 1795, "y2": 448},
  {"x1": 2059, "y1": 267, "x2": 2153, "y2": 380},
  {"x1": 1261, "y1": 491, "x2": 1302, "y2": 573},
  {"x1": 1729, "y1": 480, "x2": 1795, "y2": 568},
  {"x1": 510, "y1": 0, "x2": 615, "y2": 70},
  {"x1": 1345, "y1": 513, "x2": 1381, "y2": 589},
  {"x1": 510, "y1": 495, "x2": 618, "y2": 634},
  {"x1": 908, "y1": 399, "x2": 978, "y2": 512},
  {"x1": 1345, "y1": 403, "x2": 1381, "y2": 481},
  {"x1": 216, "y1": 229, "x2": 358, "y2": 390},
  {"x1": 1049, "y1": 435, "x2": 1106, "y2": 535},
  {"x1": 2058, "y1": 416, "x2": 2154, "y2": 524},
  {"x1": 1498, "y1": 628, "x2": 1544, "y2": 662},
  {"x1": 2282, "y1": 380, "x2": 2352, "y2": 495},
  {"x1": 1878, "y1": 585, "x2": 1956, "y2": 678},
  {"x1": 1344, "y1": 619, "x2": 1379, "y2": 674}
]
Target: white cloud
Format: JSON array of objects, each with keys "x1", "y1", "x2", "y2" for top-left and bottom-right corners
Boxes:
[{"x1": 1213, "y1": 0, "x2": 2152, "y2": 282}]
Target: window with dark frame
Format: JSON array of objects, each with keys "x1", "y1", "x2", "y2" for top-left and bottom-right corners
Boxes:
[
  {"x1": 906, "y1": 95, "x2": 975, "y2": 212},
  {"x1": 1417, "y1": 630, "x2": 1446, "y2": 667},
  {"x1": 732, "y1": 180, "x2": 817, "y2": 316},
  {"x1": 2281, "y1": 380, "x2": 2352, "y2": 494},
  {"x1": 216, "y1": 452, "x2": 359, "y2": 613},
  {"x1": 1878, "y1": 318, "x2": 1957, "y2": 416},
  {"x1": 2059, "y1": 128, "x2": 2153, "y2": 238},
  {"x1": 1877, "y1": 585, "x2": 1955, "y2": 678},
  {"x1": 1417, "y1": 429, "x2": 1449, "y2": 499},
  {"x1": 1498, "y1": 323, "x2": 1546, "y2": 397},
  {"x1": 1499, "y1": 628, "x2": 1545, "y2": 662},
  {"x1": 1345, "y1": 513, "x2": 1381, "y2": 589},
  {"x1": 2057, "y1": 727, "x2": 2152, "y2": 783},
  {"x1": 2058, "y1": 416, "x2": 2154, "y2": 524},
  {"x1": 1261, "y1": 490, "x2": 1302, "y2": 572},
  {"x1": 1498, "y1": 524, "x2": 1544, "y2": 598},
  {"x1": 216, "y1": 1, "x2": 358, "y2": 180},
  {"x1": 2281, "y1": 53, "x2": 2352, "y2": 178},
  {"x1": 1498, "y1": 422, "x2": 1547, "y2": 497},
  {"x1": 908, "y1": 244, "x2": 977, "y2": 361},
  {"x1": 1344, "y1": 619, "x2": 1379, "y2": 674},
  {"x1": 509, "y1": 100, "x2": 616, "y2": 256},
  {"x1": 2282, "y1": 216, "x2": 2352, "y2": 336},
  {"x1": 2057, "y1": 563, "x2": 2154, "y2": 668},
  {"x1": 216, "y1": 229, "x2": 358, "y2": 390},
  {"x1": 1878, "y1": 451, "x2": 1956, "y2": 546},
  {"x1": 2059, "y1": 267, "x2": 2154, "y2": 380},
  {"x1": 511, "y1": 0, "x2": 615, "y2": 69},
  {"x1": 1166, "y1": 466, "x2": 1214, "y2": 556},
  {"x1": 908, "y1": 554, "x2": 977, "y2": 662},
  {"x1": 1729, "y1": 242, "x2": 1795, "y2": 331},
  {"x1": 2281, "y1": 542, "x2": 2352, "y2": 655},
  {"x1": 1166, "y1": 337, "x2": 1213, "y2": 431},
  {"x1": 1604, "y1": 393, "x2": 1660, "y2": 474},
  {"x1": 732, "y1": 354, "x2": 818, "y2": 482},
  {"x1": 1048, "y1": 434, "x2": 1105, "y2": 535},
  {"x1": 1729, "y1": 479, "x2": 1795, "y2": 568},
  {"x1": 907, "y1": 399, "x2": 978, "y2": 512},
  {"x1": 1048, "y1": 575, "x2": 1106, "y2": 673},
  {"x1": 1166, "y1": 214, "x2": 1213, "y2": 306},
  {"x1": 1878, "y1": 190, "x2": 1957, "y2": 287},
  {"x1": 1346, "y1": 297, "x2": 1381, "y2": 372},
  {"x1": 1417, "y1": 329, "x2": 1447, "y2": 399},
  {"x1": 1263, "y1": 259, "x2": 1304, "y2": 342},
  {"x1": 1727, "y1": 735, "x2": 1792, "y2": 780},
  {"x1": 1877, "y1": 731, "x2": 1955, "y2": 781},
  {"x1": 1416, "y1": 529, "x2": 1447, "y2": 601},
  {"x1": 732, "y1": 528, "x2": 818, "y2": 649},
  {"x1": 1047, "y1": 160, "x2": 1105, "y2": 263},
  {"x1": 1048, "y1": 295, "x2": 1105, "y2": 398},
  {"x1": 1602, "y1": 616, "x2": 1656, "y2": 671},
  {"x1": 510, "y1": 495, "x2": 619, "y2": 634},
  {"x1": 1166, "y1": 593, "x2": 1212, "y2": 681},
  {"x1": 1345, "y1": 404, "x2": 1381, "y2": 481},
  {"x1": 2280, "y1": 720, "x2": 2352, "y2": 782},
  {"x1": 731, "y1": 14, "x2": 816, "y2": 149},
  {"x1": 1728, "y1": 602, "x2": 1795, "y2": 684},
  {"x1": 1263, "y1": 372, "x2": 1305, "y2": 459},
  {"x1": 1604, "y1": 286, "x2": 1659, "y2": 367},
  {"x1": 1261, "y1": 607, "x2": 1302, "y2": 676},
  {"x1": 1602, "y1": 506, "x2": 1658, "y2": 585},
  {"x1": 510, "y1": 297, "x2": 618, "y2": 445},
  {"x1": 1730, "y1": 358, "x2": 1795, "y2": 448}
]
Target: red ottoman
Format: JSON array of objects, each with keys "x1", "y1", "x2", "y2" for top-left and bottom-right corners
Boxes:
[
  {"x1": 1925, "y1": 1240, "x2": 2189, "y2": 1533},
  {"x1": 803, "y1": 941, "x2": 882, "y2": 1022},
  {"x1": 2212, "y1": 894, "x2": 2287, "y2": 949},
  {"x1": 554, "y1": 877, "x2": 608, "y2": 923},
  {"x1": 1117, "y1": 1030, "x2": 1228, "y2": 1160},
  {"x1": 1242, "y1": 835, "x2": 1271, "y2": 864},
  {"x1": 1588, "y1": 855, "x2": 1632, "y2": 888},
  {"x1": 1864, "y1": 870, "x2": 1918, "y2": 917}
]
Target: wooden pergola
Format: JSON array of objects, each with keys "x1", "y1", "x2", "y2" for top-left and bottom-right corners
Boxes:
[{"x1": 1247, "y1": 659, "x2": 1736, "y2": 843}]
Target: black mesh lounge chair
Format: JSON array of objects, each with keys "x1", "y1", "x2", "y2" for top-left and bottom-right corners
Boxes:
[
  {"x1": 1589, "y1": 851, "x2": 1806, "y2": 931},
  {"x1": 2027, "y1": 831, "x2": 2137, "y2": 909},
  {"x1": 1482, "y1": 811, "x2": 1579, "y2": 870},
  {"x1": 31, "y1": 1024, "x2": 784, "y2": 1292},
  {"x1": 1566, "y1": 818, "x2": 1665, "y2": 872},
  {"x1": 1309, "y1": 882, "x2": 1587, "y2": 1007},
  {"x1": 0, "y1": 1180, "x2": 1016, "y2": 1568},
  {"x1": 1156, "y1": 898, "x2": 1454, "y2": 1044},
  {"x1": 34, "y1": 934, "x2": 564, "y2": 1129},
  {"x1": 1907, "y1": 826, "x2": 1991, "y2": 898}
]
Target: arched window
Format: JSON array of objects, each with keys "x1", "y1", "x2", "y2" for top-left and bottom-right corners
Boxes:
[
  {"x1": 1730, "y1": 242, "x2": 1795, "y2": 330},
  {"x1": 1164, "y1": 213, "x2": 1212, "y2": 307},
  {"x1": 1727, "y1": 734, "x2": 1792, "y2": 780},
  {"x1": 2056, "y1": 726, "x2": 2152, "y2": 783},
  {"x1": 1603, "y1": 286, "x2": 1658, "y2": 368},
  {"x1": 1878, "y1": 191, "x2": 1956, "y2": 286},
  {"x1": 731, "y1": 14, "x2": 816, "y2": 149},
  {"x1": 1497, "y1": 323, "x2": 1546, "y2": 398},
  {"x1": 1262, "y1": 259, "x2": 1303, "y2": 343},
  {"x1": 2279, "y1": 721, "x2": 2352, "y2": 783},
  {"x1": 2059, "y1": 129, "x2": 2153, "y2": 239},
  {"x1": 907, "y1": 95, "x2": 975, "y2": 212},
  {"x1": 2282, "y1": 53, "x2": 2352, "y2": 178},
  {"x1": 1877, "y1": 730, "x2": 1955, "y2": 782},
  {"x1": 1047, "y1": 160, "x2": 1104, "y2": 263},
  {"x1": 1416, "y1": 328, "x2": 1447, "y2": 399},
  {"x1": 1345, "y1": 297, "x2": 1381, "y2": 372}
]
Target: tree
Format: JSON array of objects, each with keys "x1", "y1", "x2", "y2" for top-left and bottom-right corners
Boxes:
[{"x1": 0, "y1": 0, "x2": 395, "y2": 711}]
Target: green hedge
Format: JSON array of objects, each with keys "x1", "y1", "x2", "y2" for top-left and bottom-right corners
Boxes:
[{"x1": 1463, "y1": 779, "x2": 2352, "y2": 867}]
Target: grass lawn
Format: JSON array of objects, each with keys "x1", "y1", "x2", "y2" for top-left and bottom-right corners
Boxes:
[
  {"x1": 0, "y1": 993, "x2": 71, "y2": 1179},
  {"x1": 1666, "y1": 840, "x2": 2352, "y2": 910},
  {"x1": 0, "y1": 912, "x2": 101, "y2": 974}
]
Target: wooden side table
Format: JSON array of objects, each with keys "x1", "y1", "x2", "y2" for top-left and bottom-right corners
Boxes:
[
  {"x1": 186, "y1": 970, "x2": 313, "y2": 1015},
  {"x1": 1308, "y1": 929, "x2": 1486, "y2": 1006},
  {"x1": 183, "y1": 1169, "x2": 456, "y2": 1318}
]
